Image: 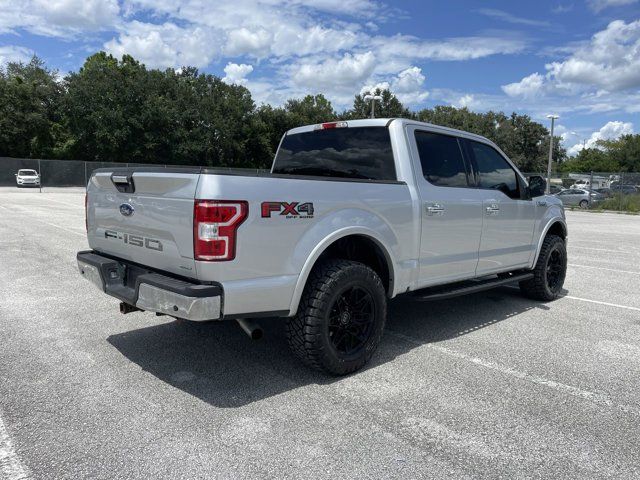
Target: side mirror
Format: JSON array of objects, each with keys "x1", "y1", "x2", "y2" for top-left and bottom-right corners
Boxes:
[{"x1": 528, "y1": 175, "x2": 546, "y2": 197}]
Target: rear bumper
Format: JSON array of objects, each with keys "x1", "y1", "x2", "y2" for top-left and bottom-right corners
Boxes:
[{"x1": 77, "y1": 251, "x2": 222, "y2": 321}]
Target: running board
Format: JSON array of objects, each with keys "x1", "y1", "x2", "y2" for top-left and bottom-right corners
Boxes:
[{"x1": 411, "y1": 273, "x2": 534, "y2": 302}]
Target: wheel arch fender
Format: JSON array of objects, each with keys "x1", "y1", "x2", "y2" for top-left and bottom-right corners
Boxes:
[
  {"x1": 532, "y1": 214, "x2": 567, "y2": 267},
  {"x1": 287, "y1": 212, "x2": 399, "y2": 316}
]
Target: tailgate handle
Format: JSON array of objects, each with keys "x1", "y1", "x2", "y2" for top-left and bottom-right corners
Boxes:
[{"x1": 111, "y1": 173, "x2": 135, "y2": 193}]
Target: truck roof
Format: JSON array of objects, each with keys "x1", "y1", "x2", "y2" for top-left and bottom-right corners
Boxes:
[{"x1": 286, "y1": 118, "x2": 497, "y2": 147}]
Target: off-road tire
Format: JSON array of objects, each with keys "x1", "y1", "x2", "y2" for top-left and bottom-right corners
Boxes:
[
  {"x1": 286, "y1": 259, "x2": 386, "y2": 375},
  {"x1": 519, "y1": 234, "x2": 567, "y2": 301}
]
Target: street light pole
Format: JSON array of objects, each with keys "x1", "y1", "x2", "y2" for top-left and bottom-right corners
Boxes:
[
  {"x1": 546, "y1": 114, "x2": 559, "y2": 194},
  {"x1": 363, "y1": 94, "x2": 383, "y2": 119}
]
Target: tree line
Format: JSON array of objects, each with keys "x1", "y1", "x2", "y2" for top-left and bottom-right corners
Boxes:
[{"x1": 2, "y1": 52, "x2": 637, "y2": 172}]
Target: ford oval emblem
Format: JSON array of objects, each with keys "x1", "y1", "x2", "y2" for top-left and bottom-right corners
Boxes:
[{"x1": 119, "y1": 203, "x2": 134, "y2": 217}]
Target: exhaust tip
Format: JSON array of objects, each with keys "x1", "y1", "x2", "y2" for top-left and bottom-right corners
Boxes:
[
  {"x1": 251, "y1": 328, "x2": 264, "y2": 341},
  {"x1": 236, "y1": 319, "x2": 263, "y2": 340}
]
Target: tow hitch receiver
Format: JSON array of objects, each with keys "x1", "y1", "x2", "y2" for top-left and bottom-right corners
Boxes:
[{"x1": 119, "y1": 302, "x2": 142, "y2": 314}]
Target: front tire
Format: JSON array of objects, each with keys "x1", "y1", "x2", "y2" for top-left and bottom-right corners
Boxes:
[
  {"x1": 579, "y1": 199, "x2": 588, "y2": 209},
  {"x1": 286, "y1": 259, "x2": 387, "y2": 375},
  {"x1": 520, "y1": 234, "x2": 567, "y2": 301}
]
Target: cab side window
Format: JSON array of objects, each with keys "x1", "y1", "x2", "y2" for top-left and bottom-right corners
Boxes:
[
  {"x1": 468, "y1": 141, "x2": 521, "y2": 199},
  {"x1": 414, "y1": 131, "x2": 470, "y2": 188}
]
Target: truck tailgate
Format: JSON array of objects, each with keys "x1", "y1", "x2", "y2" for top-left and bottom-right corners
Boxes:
[{"x1": 87, "y1": 169, "x2": 200, "y2": 279}]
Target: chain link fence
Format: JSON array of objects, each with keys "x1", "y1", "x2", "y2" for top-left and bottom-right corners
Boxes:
[
  {"x1": 0, "y1": 157, "x2": 267, "y2": 189},
  {"x1": 524, "y1": 171, "x2": 640, "y2": 213}
]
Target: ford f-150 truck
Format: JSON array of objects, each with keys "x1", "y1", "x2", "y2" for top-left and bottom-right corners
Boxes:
[{"x1": 77, "y1": 118, "x2": 567, "y2": 375}]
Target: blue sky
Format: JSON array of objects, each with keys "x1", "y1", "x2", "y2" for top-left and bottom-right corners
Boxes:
[{"x1": 1, "y1": 0, "x2": 639, "y2": 154}]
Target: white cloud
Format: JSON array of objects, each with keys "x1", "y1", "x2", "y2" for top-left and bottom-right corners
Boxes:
[
  {"x1": 225, "y1": 28, "x2": 272, "y2": 57},
  {"x1": 567, "y1": 120, "x2": 634, "y2": 155},
  {"x1": 476, "y1": 8, "x2": 550, "y2": 27},
  {"x1": 288, "y1": 0, "x2": 382, "y2": 17},
  {"x1": 587, "y1": 0, "x2": 638, "y2": 12},
  {"x1": 452, "y1": 94, "x2": 477, "y2": 109},
  {"x1": 544, "y1": 19, "x2": 640, "y2": 91},
  {"x1": 222, "y1": 62, "x2": 253, "y2": 85},
  {"x1": 502, "y1": 20, "x2": 640, "y2": 97},
  {"x1": 104, "y1": 21, "x2": 222, "y2": 68},
  {"x1": 391, "y1": 66, "x2": 429, "y2": 104},
  {"x1": 393, "y1": 66, "x2": 424, "y2": 93},
  {"x1": 500, "y1": 18, "x2": 640, "y2": 116},
  {"x1": 502, "y1": 73, "x2": 545, "y2": 98},
  {"x1": 0, "y1": 0, "x2": 120, "y2": 36},
  {"x1": 373, "y1": 34, "x2": 526, "y2": 63},
  {"x1": 0, "y1": 46, "x2": 34, "y2": 65},
  {"x1": 292, "y1": 51, "x2": 376, "y2": 90}
]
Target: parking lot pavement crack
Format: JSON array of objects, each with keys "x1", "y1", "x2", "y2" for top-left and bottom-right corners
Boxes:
[{"x1": 387, "y1": 330, "x2": 640, "y2": 417}]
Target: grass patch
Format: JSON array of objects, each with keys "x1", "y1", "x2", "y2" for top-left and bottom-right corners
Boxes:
[{"x1": 594, "y1": 194, "x2": 640, "y2": 213}]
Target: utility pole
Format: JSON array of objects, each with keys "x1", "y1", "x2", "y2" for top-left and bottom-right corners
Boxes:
[
  {"x1": 363, "y1": 94, "x2": 382, "y2": 119},
  {"x1": 546, "y1": 114, "x2": 559, "y2": 194}
]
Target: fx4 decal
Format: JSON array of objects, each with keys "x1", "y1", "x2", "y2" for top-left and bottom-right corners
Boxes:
[{"x1": 261, "y1": 202, "x2": 314, "y2": 219}]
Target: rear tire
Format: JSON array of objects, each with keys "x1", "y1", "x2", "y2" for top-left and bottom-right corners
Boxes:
[
  {"x1": 286, "y1": 259, "x2": 386, "y2": 375},
  {"x1": 519, "y1": 234, "x2": 567, "y2": 301},
  {"x1": 579, "y1": 199, "x2": 588, "y2": 209}
]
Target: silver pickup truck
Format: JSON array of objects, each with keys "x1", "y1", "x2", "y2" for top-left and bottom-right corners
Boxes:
[{"x1": 78, "y1": 118, "x2": 567, "y2": 375}]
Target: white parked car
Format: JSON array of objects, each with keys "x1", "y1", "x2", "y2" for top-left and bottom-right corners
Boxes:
[{"x1": 15, "y1": 169, "x2": 41, "y2": 187}]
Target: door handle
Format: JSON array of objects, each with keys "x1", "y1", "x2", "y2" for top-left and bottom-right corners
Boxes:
[
  {"x1": 485, "y1": 204, "x2": 500, "y2": 215},
  {"x1": 425, "y1": 203, "x2": 445, "y2": 216}
]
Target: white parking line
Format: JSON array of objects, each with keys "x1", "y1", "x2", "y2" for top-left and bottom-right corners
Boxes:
[
  {"x1": 0, "y1": 415, "x2": 31, "y2": 480},
  {"x1": 388, "y1": 331, "x2": 640, "y2": 416},
  {"x1": 564, "y1": 296, "x2": 640, "y2": 312},
  {"x1": 570, "y1": 246, "x2": 640, "y2": 255},
  {"x1": 568, "y1": 264, "x2": 640, "y2": 275}
]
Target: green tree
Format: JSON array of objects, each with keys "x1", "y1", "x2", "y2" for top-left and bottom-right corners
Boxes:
[
  {"x1": 285, "y1": 94, "x2": 336, "y2": 125},
  {"x1": 0, "y1": 56, "x2": 67, "y2": 158},
  {"x1": 64, "y1": 52, "x2": 259, "y2": 166},
  {"x1": 558, "y1": 148, "x2": 619, "y2": 173},
  {"x1": 598, "y1": 134, "x2": 640, "y2": 172},
  {"x1": 344, "y1": 88, "x2": 411, "y2": 119}
]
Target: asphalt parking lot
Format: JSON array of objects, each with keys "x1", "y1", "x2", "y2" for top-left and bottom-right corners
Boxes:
[{"x1": 1, "y1": 186, "x2": 639, "y2": 479}]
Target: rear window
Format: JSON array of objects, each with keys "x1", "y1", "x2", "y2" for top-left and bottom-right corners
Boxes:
[
  {"x1": 414, "y1": 131, "x2": 470, "y2": 188},
  {"x1": 272, "y1": 127, "x2": 396, "y2": 181}
]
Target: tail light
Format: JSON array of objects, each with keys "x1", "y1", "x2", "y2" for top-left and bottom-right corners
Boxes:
[
  {"x1": 84, "y1": 193, "x2": 88, "y2": 232},
  {"x1": 194, "y1": 200, "x2": 248, "y2": 261}
]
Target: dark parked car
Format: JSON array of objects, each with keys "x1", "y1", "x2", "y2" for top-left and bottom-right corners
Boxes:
[
  {"x1": 610, "y1": 184, "x2": 638, "y2": 195},
  {"x1": 594, "y1": 188, "x2": 613, "y2": 198}
]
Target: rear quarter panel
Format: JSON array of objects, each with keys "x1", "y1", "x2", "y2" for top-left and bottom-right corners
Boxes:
[{"x1": 195, "y1": 174, "x2": 416, "y2": 315}]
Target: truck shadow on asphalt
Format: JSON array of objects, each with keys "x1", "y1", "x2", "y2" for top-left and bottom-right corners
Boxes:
[{"x1": 107, "y1": 287, "x2": 555, "y2": 408}]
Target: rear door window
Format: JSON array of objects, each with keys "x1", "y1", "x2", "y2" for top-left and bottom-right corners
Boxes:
[
  {"x1": 272, "y1": 127, "x2": 396, "y2": 181},
  {"x1": 414, "y1": 131, "x2": 470, "y2": 188},
  {"x1": 467, "y1": 141, "x2": 521, "y2": 199}
]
